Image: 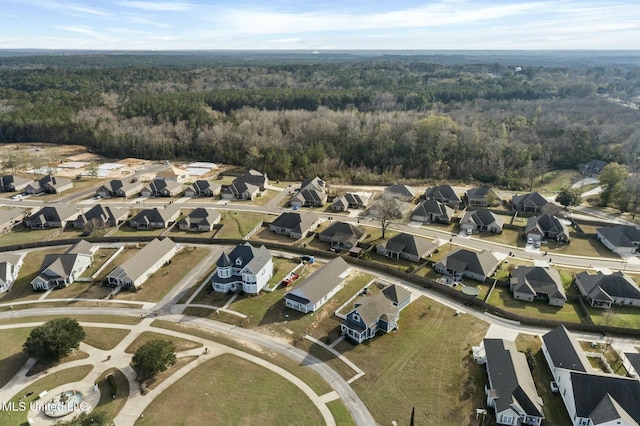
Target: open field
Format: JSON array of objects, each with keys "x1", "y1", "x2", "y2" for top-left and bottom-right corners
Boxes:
[
  {"x1": 336, "y1": 297, "x2": 489, "y2": 426},
  {"x1": 0, "y1": 248, "x2": 67, "y2": 304},
  {"x1": 514, "y1": 334, "x2": 572, "y2": 425},
  {"x1": 83, "y1": 327, "x2": 130, "y2": 350},
  {"x1": 146, "y1": 355, "x2": 198, "y2": 390},
  {"x1": 0, "y1": 327, "x2": 33, "y2": 388},
  {"x1": 0, "y1": 365, "x2": 94, "y2": 426},
  {"x1": 137, "y1": 354, "x2": 325, "y2": 426},
  {"x1": 536, "y1": 169, "x2": 580, "y2": 194},
  {"x1": 124, "y1": 331, "x2": 202, "y2": 354},
  {"x1": 487, "y1": 286, "x2": 584, "y2": 323},
  {"x1": 116, "y1": 246, "x2": 210, "y2": 302},
  {"x1": 214, "y1": 210, "x2": 270, "y2": 240}
]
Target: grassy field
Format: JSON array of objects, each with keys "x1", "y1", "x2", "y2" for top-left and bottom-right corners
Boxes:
[
  {"x1": 116, "y1": 246, "x2": 210, "y2": 302},
  {"x1": 536, "y1": 169, "x2": 580, "y2": 193},
  {"x1": 326, "y1": 400, "x2": 356, "y2": 426},
  {"x1": 548, "y1": 235, "x2": 619, "y2": 259},
  {"x1": 111, "y1": 225, "x2": 166, "y2": 237},
  {"x1": 0, "y1": 314, "x2": 143, "y2": 327},
  {"x1": 80, "y1": 248, "x2": 119, "y2": 277},
  {"x1": 336, "y1": 297, "x2": 489, "y2": 426},
  {"x1": 0, "y1": 365, "x2": 94, "y2": 426},
  {"x1": 214, "y1": 210, "x2": 270, "y2": 240},
  {"x1": 83, "y1": 327, "x2": 131, "y2": 350},
  {"x1": 514, "y1": 334, "x2": 572, "y2": 426},
  {"x1": 0, "y1": 327, "x2": 33, "y2": 388},
  {"x1": 146, "y1": 355, "x2": 198, "y2": 390},
  {"x1": 92, "y1": 368, "x2": 130, "y2": 423},
  {"x1": 45, "y1": 280, "x2": 113, "y2": 300},
  {"x1": 587, "y1": 305, "x2": 640, "y2": 329},
  {"x1": 0, "y1": 227, "x2": 61, "y2": 247},
  {"x1": 137, "y1": 354, "x2": 325, "y2": 426},
  {"x1": 124, "y1": 331, "x2": 202, "y2": 354},
  {"x1": 474, "y1": 228, "x2": 521, "y2": 246},
  {"x1": 0, "y1": 248, "x2": 67, "y2": 304},
  {"x1": 487, "y1": 287, "x2": 583, "y2": 323}
]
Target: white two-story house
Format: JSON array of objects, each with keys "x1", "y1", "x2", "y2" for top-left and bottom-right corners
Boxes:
[{"x1": 212, "y1": 242, "x2": 273, "y2": 295}]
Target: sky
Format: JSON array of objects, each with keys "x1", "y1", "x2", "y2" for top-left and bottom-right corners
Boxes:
[{"x1": 1, "y1": 0, "x2": 639, "y2": 50}]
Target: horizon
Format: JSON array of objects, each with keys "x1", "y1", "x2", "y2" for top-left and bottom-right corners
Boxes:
[{"x1": 2, "y1": 1, "x2": 640, "y2": 50}]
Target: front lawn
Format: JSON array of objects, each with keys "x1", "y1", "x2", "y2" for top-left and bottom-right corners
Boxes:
[
  {"x1": 124, "y1": 331, "x2": 202, "y2": 354},
  {"x1": 137, "y1": 354, "x2": 325, "y2": 426},
  {"x1": 547, "y1": 236, "x2": 619, "y2": 259},
  {"x1": 474, "y1": 228, "x2": 520, "y2": 246},
  {"x1": 83, "y1": 327, "x2": 131, "y2": 350}
]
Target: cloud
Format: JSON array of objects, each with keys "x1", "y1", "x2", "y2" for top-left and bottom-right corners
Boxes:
[
  {"x1": 117, "y1": 1, "x2": 192, "y2": 11},
  {"x1": 126, "y1": 15, "x2": 172, "y2": 28},
  {"x1": 268, "y1": 37, "x2": 303, "y2": 44},
  {"x1": 53, "y1": 25, "x2": 106, "y2": 38},
  {"x1": 39, "y1": 1, "x2": 112, "y2": 16}
]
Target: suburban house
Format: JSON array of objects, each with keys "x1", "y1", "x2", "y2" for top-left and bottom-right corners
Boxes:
[
  {"x1": 512, "y1": 192, "x2": 549, "y2": 213},
  {"x1": 211, "y1": 242, "x2": 273, "y2": 294},
  {"x1": 290, "y1": 176, "x2": 328, "y2": 208},
  {"x1": 184, "y1": 180, "x2": 221, "y2": 197},
  {"x1": 73, "y1": 204, "x2": 129, "y2": 230},
  {"x1": 542, "y1": 326, "x2": 640, "y2": 426},
  {"x1": 460, "y1": 209, "x2": 504, "y2": 234},
  {"x1": 510, "y1": 266, "x2": 567, "y2": 306},
  {"x1": 31, "y1": 240, "x2": 97, "y2": 291},
  {"x1": 140, "y1": 179, "x2": 183, "y2": 197},
  {"x1": 106, "y1": 238, "x2": 178, "y2": 290},
  {"x1": 318, "y1": 222, "x2": 366, "y2": 250},
  {"x1": 25, "y1": 175, "x2": 73, "y2": 195},
  {"x1": 0, "y1": 175, "x2": 33, "y2": 192},
  {"x1": 0, "y1": 208, "x2": 28, "y2": 234},
  {"x1": 596, "y1": 225, "x2": 640, "y2": 255},
  {"x1": 384, "y1": 184, "x2": 416, "y2": 202},
  {"x1": 582, "y1": 159, "x2": 608, "y2": 177},
  {"x1": 411, "y1": 200, "x2": 454, "y2": 224},
  {"x1": 284, "y1": 257, "x2": 351, "y2": 313},
  {"x1": 424, "y1": 184, "x2": 462, "y2": 208},
  {"x1": 624, "y1": 353, "x2": 640, "y2": 380},
  {"x1": 574, "y1": 271, "x2": 640, "y2": 309},
  {"x1": 331, "y1": 192, "x2": 370, "y2": 211},
  {"x1": 435, "y1": 249, "x2": 501, "y2": 282},
  {"x1": 269, "y1": 212, "x2": 321, "y2": 239},
  {"x1": 24, "y1": 206, "x2": 79, "y2": 229},
  {"x1": 177, "y1": 208, "x2": 221, "y2": 232},
  {"x1": 340, "y1": 284, "x2": 411, "y2": 344},
  {"x1": 156, "y1": 165, "x2": 189, "y2": 182},
  {"x1": 234, "y1": 169, "x2": 269, "y2": 191},
  {"x1": 479, "y1": 338, "x2": 544, "y2": 426},
  {"x1": 0, "y1": 252, "x2": 25, "y2": 292},
  {"x1": 221, "y1": 180, "x2": 260, "y2": 200},
  {"x1": 377, "y1": 232, "x2": 437, "y2": 263},
  {"x1": 466, "y1": 186, "x2": 501, "y2": 207},
  {"x1": 129, "y1": 205, "x2": 181, "y2": 229},
  {"x1": 96, "y1": 179, "x2": 143, "y2": 198},
  {"x1": 525, "y1": 214, "x2": 570, "y2": 243}
]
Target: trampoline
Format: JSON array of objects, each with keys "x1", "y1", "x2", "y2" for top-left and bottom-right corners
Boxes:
[{"x1": 461, "y1": 286, "x2": 479, "y2": 297}]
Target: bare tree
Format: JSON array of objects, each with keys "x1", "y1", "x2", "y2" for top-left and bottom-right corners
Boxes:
[{"x1": 373, "y1": 193, "x2": 402, "y2": 239}]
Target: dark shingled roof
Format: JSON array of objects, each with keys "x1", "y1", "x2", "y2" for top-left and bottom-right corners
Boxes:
[
  {"x1": 379, "y1": 233, "x2": 436, "y2": 259},
  {"x1": 570, "y1": 371, "x2": 640, "y2": 423},
  {"x1": 424, "y1": 185, "x2": 460, "y2": 203},
  {"x1": 460, "y1": 209, "x2": 504, "y2": 228},
  {"x1": 575, "y1": 271, "x2": 640, "y2": 301},
  {"x1": 437, "y1": 249, "x2": 500, "y2": 277},
  {"x1": 596, "y1": 225, "x2": 640, "y2": 248},
  {"x1": 510, "y1": 266, "x2": 566, "y2": 301},
  {"x1": 542, "y1": 326, "x2": 592, "y2": 372},
  {"x1": 512, "y1": 192, "x2": 549, "y2": 209},
  {"x1": 285, "y1": 257, "x2": 350, "y2": 306},
  {"x1": 412, "y1": 200, "x2": 454, "y2": 218},
  {"x1": 271, "y1": 212, "x2": 319, "y2": 235}
]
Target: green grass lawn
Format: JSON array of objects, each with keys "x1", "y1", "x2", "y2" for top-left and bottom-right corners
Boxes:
[
  {"x1": 0, "y1": 365, "x2": 93, "y2": 426},
  {"x1": 111, "y1": 225, "x2": 166, "y2": 237},
  {"x1": 137, "y1": 354, "x2": 325, "y2": 426},
  {"x1": 0, "y1": 314, "x2": 143, "y2": 326},
  {"x1": 487, "y1": 286, "x2": 583, "y2": 323},
  {"x1": 474, "y1": 228, "x2": 520, "y2": 246},
  {"x1": 0, "y1": 226, "x2": 62, "y2": 247},
  {"x1": 514, "y1": 334, "x2": 572, "y2": 425},
  {"x1": 336, "y1": 297, "x2": 489, "y2": 426},
  {"x1": 536, "y1": 169, "x2": 580, "y2": 193},
  {"x1": 116, "y1": 246, "x2": 210, "y2": 302},
  {"x1": 0, "y1": 327, "x2": 33, "y2": 388},
  {"x1": 81, "y1": 248, "x2": 119, "y2": 278},
  {"x1": 326, "y1": 400, "x2": 356, "y2": 426},
  {"x1": 214, "y1": 210, "x2": 270, "y2": 240},
  {"x1": 124, "y1": 331, "x2": 202, "y2": 354},
  {"x1": 269, "y1": 256, "x2": 302, "y2": 286},
  {"x1": 83, "y1": 327, "x2": 131, "y2": 350},
  {"x1": 45, "y1": 280, "x2": 113, "y2": 300},
  {"x1": 587, "y1": 305, "x2": 640, "y2": 329},
  {"x1": 92, "y1": 368, "x2": 130, "y2": 423},
  {"x1": 548, "y1": 236, "x2": 619, "y2": 259}
]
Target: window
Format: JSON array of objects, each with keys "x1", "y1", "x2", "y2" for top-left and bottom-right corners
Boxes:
[{"x1": 352, "y1": 313, "x2": 361, "y2": 323}]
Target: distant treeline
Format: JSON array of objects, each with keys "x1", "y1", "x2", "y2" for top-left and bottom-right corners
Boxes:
[{"x1": 0, "y1": 54, "x2": 639, "y2": 187}]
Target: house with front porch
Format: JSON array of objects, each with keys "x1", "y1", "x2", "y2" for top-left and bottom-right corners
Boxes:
[
  {"x1": 512, "y1": 192, "x2": 549, "y2": 214},
  {"x1": 411, "y1": 200, "x2": 454, "y2": 224},
  {"x1": 140, "y1": 179, "x2": 183, "y2": 197},
  {"x1": 435, "y1": 249, "x2": 501, "y2": 282},
  {"x1": 384, "y1": 184, "x2": 416, "y2": 203},
  {"x1": 574, "y1": 271, "x2": 640, "y2": 309},
  {"x1": 184, "y1": 180, "x2": 221, "y2": 197},
  {"x1": 480, "y1": 338, "x2": 544, "y2": 426},
  {"x1": 331, "y1": 193, "x2": 370, "y2": 211},
  {"x1": 31, "y1": 240, "x2": 97, "y2": 291},
  {"x1": 460, "y1": 209, "x2": 504, "y2": 234},
  {"x1": 24, "y1": 206, "x2": 79, "y2": 229},
  {"x1": 340, "y1": 284, "x2": 411, "y2": 344},
  {"x1": 525, "y1": 214, "x2": 570, "y2": 243},
  {"x1": 221, "y1": 180, "x2": 260, "y2": 201},
  {"x1": 129, "y1": 205, "x2": 180, "y2": 229},
  {"x1": 177, "y1": 208, "x2": 221, "y2": 232},
  {"x1": 510, "y1": 266, "x2": 567, "y2": 306},
  {"x1": 424, "y1": 185, "x2": 461, "y2": 208},
  {"x1": 596, "y1": 225, "x2": 640, "y2": 255},
  {"x1": 73, "y1": 204, "x2": 129, "y2": 230},
  {"x1": 284, "y1": 257, "x2": 351, "y2": 313},
  {"x1": 269, "y1": 212, "x2": 320, "y2": 239},
  {"x1": 466, "y1": 186, "x2": 501, "y2": 207},
  {"x1": 211, "y1": 242, "x2": 273, "y2": 295},
  {"x1": 318, "y1": 222, "x2": 366, "y2": 250},
  {"x1": 376, "y1": 233, "x2": 437, "y2": 263},
  {"x1": 290, "y1": 176, "x2": 328, "y2": 208},
  {"x1": 97, "y1": 179, "x2": 144, "y2": 198},
  {"x1": 25, "y1": 175, "x2": 73, "y2": 195},
  {"x1": 106, "y1": 238, "x2": 178, "y2": 290}
]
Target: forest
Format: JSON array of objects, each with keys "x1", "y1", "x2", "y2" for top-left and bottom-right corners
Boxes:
[{"x1": 0, "y1": 51, "x2": 639, "y2": 191}]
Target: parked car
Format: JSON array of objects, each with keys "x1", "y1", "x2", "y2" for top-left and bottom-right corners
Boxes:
[
  {"x1": 527, "y1": 237, "x2": 533, "y2": 245},
  {"x1": 465, "y1": 228, "x2": 472, "y2": 235},
  {"x1": 534, "y1": 240, "x2": 541, "y2": 248}
]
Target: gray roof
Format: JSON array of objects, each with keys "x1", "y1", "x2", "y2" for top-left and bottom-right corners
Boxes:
[
  {"x1": 510, "y1": 266, "x2": 566, "y2": 300},
  {"x1": 66, "y1": 240, "x2": 95, "y2": 256},
  {"x1": 570, "y1": 371, "x2": 640, "y2": 423},
  {"x1": 380, "y1": 233, "x2": 437, "y2": 259},
  {"x1": 512, "y1": 192, "x2": 548, "y2": 208},
  {"x1": 300, "y1": 176, "x2": 326, "y2": 192},
  {"x1": 222, "y1": 242, "x2": 272, "y2": 275},
  {"x1": 223, "y1": 180, "x2": 259, "y2": 197},
  {"x1": 234, "y1": 170, "x2": 267, "y2": 188},
  {"x1": 271, "y1": 212, "x2": 319, "y2": 234},
  {"x1": 76, "y1": 204, "x2": 129, "y2": 226},
  {"x1": 0, "y1": 175, "x2": 32, "y2": 189},
  {"x1": 178, "y1": 208, "x2": 220, "y2": 228},
  {"x1": 460, "y1": 209, "x2": 504, "y2": 228},
  {"x1": 384, "y1": 184, "x2": 415, "y2": 199},
  {"x1": 437, "y1": 249, "x2": 500, "y2": 277},
  {"x1": 131, "y1": 205, "x2": 180, "y2": 225},
  {"x1": 0, "y1": 252, "x2": 23, "y2": 265},
  {"x1": 575, "y1": 271, "x2": 640, "y2": 301},
  {"x1": 626, "y1": 353, "x2": 640, "y2": 376},
  {"x1": 525, "y1": 214, "x2": 569, "y2": 236},
  {"x1": 291, "y1": 188, "x2": 325, "y2": 204},
  {"x1": 189, "y1": 180, "x2": 220, "y2": 193},
  {"x1": 583, "y1": 159, "x2": 608, "y2": 174},
  {"x1": 285, "y1": 257, "x2": 350, "y2": 305},
  {"x1": 37, "y1": 241, "x2": 94, "y2": 281},
  {"x1": 467, "y1": 186, "x2": 499, "y2": 201},
  {"x1": 110, "y1": 238, "x2": 176, "y2": 283},
  {"x1": 40, "y1": 175, "x2": 71, "y2": 189},
  {"x1": 542, "y1": 326, "x2": 592, "y2": 372},
  {"x1": 424, "y1": 185, "x2": 460, "y2": 203},
  {"x1": 350, "y1": 284, "x2": 406, "y2": 326},
  {"x1": 320, "y1": 222, "x2": 365, "y2": 243},
  {"x1": 144, "y1": 178, "x2": 182, "y2": 194},
  {"x1": 484, "y1": 339, "x2": 543, "y2": 418},
  {"x1": 26, "y1": 206, "x2": 78, "y2": 224},
  {"x1": 596, "y1": 225, "x2": 640, "y2": 248},
  {"x1": 413, "y1": 200, "x2": 454, "y2": 219}
]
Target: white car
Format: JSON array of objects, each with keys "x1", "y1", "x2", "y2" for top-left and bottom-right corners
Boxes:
[{"x1": 527, "y1": 237, "x2": 533, "y2": 245}]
